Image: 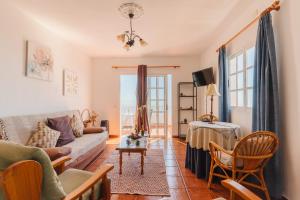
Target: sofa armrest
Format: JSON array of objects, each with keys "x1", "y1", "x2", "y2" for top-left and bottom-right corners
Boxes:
[
  {"x1": 63, "y1": 164, "x2": 114, "y2": 200},
  {"x1": 51, "y1": 156, "x2": 71, "y2": 174}
]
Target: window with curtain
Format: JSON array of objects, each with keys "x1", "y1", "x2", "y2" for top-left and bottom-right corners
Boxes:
[{"x1": 229, "y1": 47, "x2": 255, "y2": 108}]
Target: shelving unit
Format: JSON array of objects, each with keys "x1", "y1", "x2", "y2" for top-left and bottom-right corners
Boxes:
[{"x1": 177, "y1": 82, "x2": 197, "y2": 139}]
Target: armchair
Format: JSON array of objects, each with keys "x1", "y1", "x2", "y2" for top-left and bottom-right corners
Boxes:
[
  {"x1": 208, "y1": 131, "x2": 279, "y2": 200},
  {"x1": 0, "y1": 141, "x2": 113, "y2": 200}
]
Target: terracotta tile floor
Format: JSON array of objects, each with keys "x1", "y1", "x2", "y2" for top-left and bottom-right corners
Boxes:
[{"x1": 86, "y1": 137, "x2": 229, "y2": 200}]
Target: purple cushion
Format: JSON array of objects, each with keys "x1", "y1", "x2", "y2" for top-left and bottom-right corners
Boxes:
[{"x1": 48, "y1": 116, "x2": 75, "y2": 146}]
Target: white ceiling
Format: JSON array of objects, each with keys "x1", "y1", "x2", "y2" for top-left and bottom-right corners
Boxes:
[{"x1": 10, "y1": 0, "x2": 240, "y2": 57}]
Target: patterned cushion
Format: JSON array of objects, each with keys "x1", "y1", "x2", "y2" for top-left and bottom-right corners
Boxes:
[
  {"x1": 70, "y1": 115, "x2": 84, "y2": 137},
  {"x1": 27, "y1": 122, "x2": 61, "y2": 148},
  {"x1": 218, "y1": 151, "x2": 243, "y2": 167},
  {"x1": 0, "y1": 119, "x2": 8, "y2": 140}
]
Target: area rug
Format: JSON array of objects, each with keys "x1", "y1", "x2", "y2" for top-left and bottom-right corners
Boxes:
[{"x1": 103, "y1": 149, "x2": 170, "y2": 196}]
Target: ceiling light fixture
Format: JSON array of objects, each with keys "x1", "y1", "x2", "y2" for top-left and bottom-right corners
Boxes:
[{"x1": 117, "y1": 2, "x2": 147, "y2": 51}]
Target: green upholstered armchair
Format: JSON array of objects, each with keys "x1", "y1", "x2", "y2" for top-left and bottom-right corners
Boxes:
[{"x1": 0, "y1": 141, "x2": 113, "y2": 200}]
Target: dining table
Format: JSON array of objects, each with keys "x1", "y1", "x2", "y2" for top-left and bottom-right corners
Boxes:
[{"x1": 185, "y1": 121, "x2": 243, "y2": 180}]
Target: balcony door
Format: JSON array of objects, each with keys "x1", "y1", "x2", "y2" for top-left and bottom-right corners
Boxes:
[
  {"x1": 147, "y1": 75, "x2": 170, "y2": 138},
  {"x1": 120, "y1": 74, "x2": 171, "y2": 138}
]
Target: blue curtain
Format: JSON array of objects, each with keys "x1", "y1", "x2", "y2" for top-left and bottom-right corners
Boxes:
[
  {"x1": 252, "y1": 13, "x2": 282, "y2": 198},
  {"x1": 218, "y1": 46, "x2": 230, "y2": 122}
]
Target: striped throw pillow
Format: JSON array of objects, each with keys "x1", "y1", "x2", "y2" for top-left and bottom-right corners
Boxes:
[{"x1": 27, "y1": 122, "x2": 60, "y2": 148}]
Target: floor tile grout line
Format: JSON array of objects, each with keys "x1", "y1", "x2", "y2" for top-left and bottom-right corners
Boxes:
[{"x1": 173, "y1": 141, "x2": 192, "y2": 200}]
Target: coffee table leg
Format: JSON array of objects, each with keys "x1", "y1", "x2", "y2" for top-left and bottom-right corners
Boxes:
[
  {"x1": 119, "y1": 151, "x2": 123, "y2": 175},
  {"x1": 141, "y1": 151, "x2": 144, "y2": 175}
]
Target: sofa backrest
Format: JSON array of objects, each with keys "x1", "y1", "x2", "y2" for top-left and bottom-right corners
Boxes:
[{"x1": 0, "y1": 110, "x2": 81, "y2": 145}]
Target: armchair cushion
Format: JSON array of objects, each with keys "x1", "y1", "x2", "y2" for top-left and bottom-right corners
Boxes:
[
  {"x1": 58, "y1": 168, "x2": 102, "y2": 200},
  {"x1": 0, "y1": 141, "x2": 66, "y2": 200},
  {"x1": 218, "y1": 151, "x2": 243, "y2": 167}
]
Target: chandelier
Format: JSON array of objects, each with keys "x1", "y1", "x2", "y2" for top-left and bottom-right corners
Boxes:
[{"x1": 116, "y1": 3, "x2": 148, "y2": 50}]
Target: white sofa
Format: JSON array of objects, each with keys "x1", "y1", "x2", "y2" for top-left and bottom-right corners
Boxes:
[{"x1": 0, "y1": 110, "x2": 108, "y2": 169}]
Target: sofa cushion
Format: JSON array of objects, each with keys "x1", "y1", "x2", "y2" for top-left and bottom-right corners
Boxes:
[
  {"x1": 58, "y1": 168, "x2": 102, "y2": 200},
  {"x1": 43, "y1": 147, "x2": 72, "y2": 161},
  {"x1": 27, "y1": 122, "x2": 61, "y2": 148},
  {"x1": 70, "y1": 114, "x2": 84, "y2": 137},
  {"x1": 48, "y1": 116, "x2": 75, "y2": 146},
  {"x1": 0, "y1": 141, "x2": 66, "y2": 200},
  {"x1": 63, "y1": 132, "x2": 108, "y2": 164},
  {"x1": 0, "y1": 119, "x2": 8, "y2": 140}
]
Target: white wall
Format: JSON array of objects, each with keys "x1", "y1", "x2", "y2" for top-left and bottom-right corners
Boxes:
[
  {"x1": 273, "y1": 0, "x2": 300, "y2": 199},
  {"x1": 91, "y1": 56, "x2": 206, "y2": 136},
  {"x1": 0, "y1": 1, "x2": 92, "y2": 117},
  {"x1": 198, "y1": 0, "x2": 300, "y2": 199}
]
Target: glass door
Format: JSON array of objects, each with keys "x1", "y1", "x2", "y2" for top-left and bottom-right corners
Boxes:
[
  {"x1": 120, "y1": 75, "x2": 137, "y2": 135},
  {"x1": 120, "y1": 74, "x2": 171, "y2": 138},
  {"x1": 147, "y1": 75, "x2": 169, "y2": 138}
]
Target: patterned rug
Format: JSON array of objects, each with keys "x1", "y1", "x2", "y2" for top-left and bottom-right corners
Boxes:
[{"x1": 103, "y1": 149, "x2": 170, "y2": 196}]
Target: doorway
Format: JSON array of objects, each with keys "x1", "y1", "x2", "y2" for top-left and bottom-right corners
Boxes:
[
  {"x1": 147, "y1": 75, "x2": 172, "y2": 138},
  {"x1": 120, "y1": 74, "x2": 172, "y2": 138}
]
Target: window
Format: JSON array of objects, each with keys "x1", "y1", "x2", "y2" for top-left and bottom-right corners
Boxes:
[{"x1": 229, "y1": 47, "x2": 255, "y2": 107}]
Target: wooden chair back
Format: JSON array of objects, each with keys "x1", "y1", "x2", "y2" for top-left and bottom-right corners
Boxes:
[
  {"x1": 233, "y1": 131, "x2": 279, "y2": 170},
  {"x1": 0, "y1": 160, "x2": 42, "y2": 200},
  {"x1": 198, "y1": 114, "x2": 219, "y2": 122}
]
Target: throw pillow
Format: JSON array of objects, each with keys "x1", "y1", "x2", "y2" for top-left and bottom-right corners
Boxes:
[
  {"x1": 70, "y1": 115, "x2": 84, "y2": 137},
  {"x1": 48, "y1": 116, "x2": 75, "y2": 147},
  {"x1": 0, "y1": 119, "x2": 8, "y2": 140},
  {"x1": 27, "y1": 122, "x2": 60, "y2": 148},
  {"x1": 43, "y1": 147, "x2": 72, "y2": 161},
  {"x1": 83, "y1": 127, "x2": 104, "y2": 134}
]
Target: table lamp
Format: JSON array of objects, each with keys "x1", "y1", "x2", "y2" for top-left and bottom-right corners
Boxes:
[{"x1": 206, "y1": 84, "x2": 220, "y2": 123}]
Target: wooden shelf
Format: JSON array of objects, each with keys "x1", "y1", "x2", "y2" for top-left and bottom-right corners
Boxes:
[
  {"x1": 177, "y1": 82, "x2": 198, "y2": 139},
  {"x1": 179, "y1": 95, "x2": 196, "y2": 98},
  {"x1": 180, "y1": 109, "x2": 196, "y2": 111}
]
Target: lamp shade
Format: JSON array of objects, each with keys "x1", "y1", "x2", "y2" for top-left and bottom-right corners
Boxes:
[
  {"x1": 117, "y1": 34, "x2": 126, "y2": 42},
  {"x1": 139, "y1": 39, "x2": 148, "y2": 47},
  {"x1": 206, "y1": 84, "x2": 221, "y2": 96}
]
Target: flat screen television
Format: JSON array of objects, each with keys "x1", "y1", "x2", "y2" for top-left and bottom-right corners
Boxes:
[{"x1": 192, "y1": 67, "x2": 214, "y2": 87}]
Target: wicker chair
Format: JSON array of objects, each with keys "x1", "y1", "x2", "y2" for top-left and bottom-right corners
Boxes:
[
  {"x1": 198, "y1": 114, "x2": 219, "y2": 122},
  {"x1": 208, "y1": 131, "x2": 279, "y2": 200}
]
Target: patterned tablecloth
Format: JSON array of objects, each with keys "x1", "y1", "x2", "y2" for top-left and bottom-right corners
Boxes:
[{"x1": 186, "y1": 121, "x2": 243, "y2": 151}]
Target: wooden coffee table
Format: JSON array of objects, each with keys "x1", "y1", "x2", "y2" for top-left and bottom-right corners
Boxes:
[{"x1": 116, "y1": 136, "x2": 148, "y2": 175}]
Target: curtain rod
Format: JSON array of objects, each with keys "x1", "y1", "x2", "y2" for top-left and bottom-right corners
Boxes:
[
  {"x1": 112, "y1": 65, "x2": 180, "y2": 69},
  {"x1": 216, "y1": 0, "x2": 280, "y2": 52}
]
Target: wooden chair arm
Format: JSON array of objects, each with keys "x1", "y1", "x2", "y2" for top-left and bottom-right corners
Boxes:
[
  {"x1": 51, "y1": 156, "x2": 71, "y2": 173},
  {"x1": 63, "y1": 164, "x2": 114, "y2": 200},
  {"x1": 221, "y1": 179, "x2": 262, "y2": 200}
]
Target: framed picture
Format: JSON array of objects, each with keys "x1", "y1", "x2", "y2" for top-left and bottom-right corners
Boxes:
[
  {"x1": 63, "y1": 70, "x2": 79, "y2": 96},
  {"x1": 26, "y1": 41, "x2": 54, "y2": 81}
]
